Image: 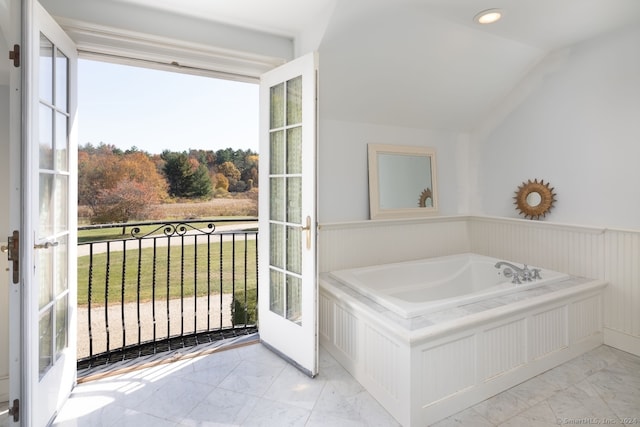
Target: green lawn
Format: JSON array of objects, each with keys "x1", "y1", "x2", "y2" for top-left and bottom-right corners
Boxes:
[{"x1": 77, "y1": 239, "x2": 257, "y2": 306}]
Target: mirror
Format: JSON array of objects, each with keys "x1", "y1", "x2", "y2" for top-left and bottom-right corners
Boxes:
[
  {"x1": 526, "y1": 191, "x2": 542, "y2": 207},
  {"x1": 514, "y1": 178, "x2": 557, "y2": 220},
  {"x1": 368, "y1": 144, "x2": 438, "y2": 220}
]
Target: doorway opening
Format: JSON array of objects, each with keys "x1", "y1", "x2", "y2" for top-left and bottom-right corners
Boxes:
[{"x1": 76, "y1": 58, "x2": 261, "y2": 371}]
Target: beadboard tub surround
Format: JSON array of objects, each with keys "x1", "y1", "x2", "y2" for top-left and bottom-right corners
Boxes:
[
  {"x1": 318, "y1": 216, "x2": 470, "y2": 273},
  {"x1": 319, "y1": 272, "x2": 607, "y2": 426},
  {"x1": 468, "y1": 216, "x2": 640, "y2": 357},
  {"x1": 318, "y1": 216, "x2": 640, "y2": 356}
]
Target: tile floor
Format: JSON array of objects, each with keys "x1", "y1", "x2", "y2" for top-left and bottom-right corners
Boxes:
[{"x1": 1, "y1": 343, "x2": 639, "y2": 426}]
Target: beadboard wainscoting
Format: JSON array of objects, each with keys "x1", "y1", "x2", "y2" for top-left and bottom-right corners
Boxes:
[
  {"x1": 318, "y1": 217, "x2": 470, "y2": 273},
  {"x1": 318, "y1": 216, "x2": 640, "y2": 357}
]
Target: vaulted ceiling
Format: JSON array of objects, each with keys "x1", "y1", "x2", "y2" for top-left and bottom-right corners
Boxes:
[
  {"x1": 106, "y1": 0, "x2": 640, "y2": 132},
  {"x1": 4, "y1": 0, "x2": 640, "y2": 132}
]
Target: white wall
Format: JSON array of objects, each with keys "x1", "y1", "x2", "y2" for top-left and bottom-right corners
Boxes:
[
  {"x1": 318, "y1": 119, "x2": 463, "y2": 222},
  {"x1": 472, "y1": 25, "x2": 640, "y2": 230}
]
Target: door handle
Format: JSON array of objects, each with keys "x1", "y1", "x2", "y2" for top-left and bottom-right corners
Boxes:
[
  {"x1": 301, "y1": 216, "x2": 312, "y2": 250},
  {"x1": 34, "y1": 241, "x2": 59, "y2": 250}
]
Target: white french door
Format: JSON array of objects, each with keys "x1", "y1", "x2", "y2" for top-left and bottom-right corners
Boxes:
[
  {"x1": 258, "y1": 52, "x2": 318, "y2": 377},
  {"x1": 9, "y1": 2, "x2": 78, "y2": 425}
]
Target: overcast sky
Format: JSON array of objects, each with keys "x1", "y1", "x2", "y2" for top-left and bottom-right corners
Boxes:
[{"x1": 78, "y1": 59, "x2": 259, "y2": 154}]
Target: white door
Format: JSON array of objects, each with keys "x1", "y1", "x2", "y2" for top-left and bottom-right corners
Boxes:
[
  {"x1": 9, "y1": 2, "x2": 78, "y2": 425},
  {"x1": 258, "y1": 52, "x2": 318, "y2": 377}
]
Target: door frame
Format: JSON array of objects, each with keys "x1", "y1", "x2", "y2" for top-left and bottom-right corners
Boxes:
[{"x1": 7, "y1": 6, "x2": 306, "y2": 422}]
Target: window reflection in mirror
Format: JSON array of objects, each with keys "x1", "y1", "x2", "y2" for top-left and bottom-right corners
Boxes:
[{"x1": 368, "y1": 144, "x2": 438, "y2": 220}]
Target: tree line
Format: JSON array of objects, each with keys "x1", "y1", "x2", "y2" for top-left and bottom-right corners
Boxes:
[{"x1": 79, "y1": 143, "x2": 259, "y2": 223}]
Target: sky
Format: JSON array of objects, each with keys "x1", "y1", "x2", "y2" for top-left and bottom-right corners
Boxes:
[{"x1": 78, "y1": 59, "x2": 259, "y2": 154}]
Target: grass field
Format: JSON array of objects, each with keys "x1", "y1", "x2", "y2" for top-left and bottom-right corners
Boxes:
[
  {"x1": 78, "y1": 191, "x2": 259, "y2": 226},
  {"x1": 77, "y1": 239, "x2": 257, "y2": 306}
]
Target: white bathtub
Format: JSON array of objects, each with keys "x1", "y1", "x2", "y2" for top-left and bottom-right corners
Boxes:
[
  {"x1": 329, "y1": 253, "x2": 569, "y2": 318},
  {"x1": 320, "y1": 252, "x2": 606, "y2": 426}
]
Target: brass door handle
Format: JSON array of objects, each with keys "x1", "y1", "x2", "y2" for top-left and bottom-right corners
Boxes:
[{"x1": 301, "y1": 216, "x2": 312, "y2": 250}]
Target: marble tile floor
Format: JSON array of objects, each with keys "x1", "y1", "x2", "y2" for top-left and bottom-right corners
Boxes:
[{"x1": 1, "y1": 343, "x2": 639, "y2": 426}]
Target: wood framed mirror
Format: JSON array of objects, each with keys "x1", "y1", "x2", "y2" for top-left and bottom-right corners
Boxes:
[
  {"x1": 514, "y1": 179, "x2": 556, "y2": 220},
  {"x1": 368, "y1": 144, "x2": 438, "y2": 220}
]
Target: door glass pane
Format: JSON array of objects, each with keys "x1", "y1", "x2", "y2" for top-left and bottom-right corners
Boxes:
[
  {"x1": 55, "y1": 111, "x2": 68, "y2": 171},
  {"x1": 270, "y1": 223, "x2": 284, "y2": 269},
  {"x1": 270, "y1": 177, "x2": 284, "y2": 221},
  {"x1": 270, "y1": 83, "x2": 284, "y2": 129},
  {"x1": 270, "y1": 131, "x2": 284, "y2": 174},
  {"x1": 39, "y1": 309, "x2": 53, "y2": 377},
  {"x1": 286, "y1": 275, "x2": 302, "y2": 324},
  {"x1": 39, "y1": 34, "x2": 53, "y2": 105},
  {"x1": 286, "y1": 76, "x2": 302, "y2": 125},
  {"x1": 55, "y1": 175, "x2": 68, "y2": 233},
  {"x1": 269, "y1": 270, "x2": 284, "y2": 316},
  {"x1": 286, "y1": 177, "x2": 301, "y2": 224},
  {"x1": 286, "y1": 127, "x2": 302, "y2": 174},
  {"x1": 39, "y1": 104, "x2": 53, "y2": 170},
  {"x1": 55, "y1": 295, "x2": 68, "y2": 356},
  {"x1": 38, "y1": 248, "x2": 53, "y2": 310},
  {"x1": 54, "y1": 235, "x2": 68, "y2": 295},
  {"x1": 55, "y1": 48, "x2": 68, "y2": 111},
  {"x1": 286, "y1": 226, "x2": 302, "y2": 275},
  {"x1": 39, "y1": 173, "x2": 54, "y2": 238}
]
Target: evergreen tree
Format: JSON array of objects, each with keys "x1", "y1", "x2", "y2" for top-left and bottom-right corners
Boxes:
[
  {"x1": 161, "y1": 150, "x2": 212, "y2": 198},
  {"x1": 161, "y1": 151, "x2": 192, "y2": 197}
]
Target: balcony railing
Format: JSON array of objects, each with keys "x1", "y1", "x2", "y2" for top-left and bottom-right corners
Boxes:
[{"x1": 77, "y1": 218, "x2": 258, "y2": 369}]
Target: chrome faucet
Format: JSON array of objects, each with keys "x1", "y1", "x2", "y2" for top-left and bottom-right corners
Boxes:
[{"x1": 494, "y1": 261, "x2": 541, "y2": 284}]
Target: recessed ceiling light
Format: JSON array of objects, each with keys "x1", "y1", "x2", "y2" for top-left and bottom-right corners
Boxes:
[{"x1": 474, "y1": 9, "x2": 503, "y2": 24}]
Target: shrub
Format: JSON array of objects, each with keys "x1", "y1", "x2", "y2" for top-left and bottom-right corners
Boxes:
[{"x1": 231, "y1": 289, "x2": 258, "y2": 326}]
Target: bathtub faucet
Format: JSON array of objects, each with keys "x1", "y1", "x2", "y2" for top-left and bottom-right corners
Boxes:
[{"x1": 494, "y1": 261, "x2": 541, "y2": 284}]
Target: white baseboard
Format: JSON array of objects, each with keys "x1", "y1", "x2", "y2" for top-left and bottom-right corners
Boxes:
[{"x1": 604, "y1": 328, "x2": 640, "y2": 357}]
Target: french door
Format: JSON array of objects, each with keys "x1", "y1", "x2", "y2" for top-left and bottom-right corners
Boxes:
[
  {"x1": 9, "y1": 2, "x2": 78, "y2": 425},
  {"x1": 258, "y1": 52, "x2": 318, "y2": 376}
]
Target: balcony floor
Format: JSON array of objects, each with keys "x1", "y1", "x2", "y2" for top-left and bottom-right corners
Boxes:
[{"x1": 2, "y1": 341, "x2": 638, "y2": 426}]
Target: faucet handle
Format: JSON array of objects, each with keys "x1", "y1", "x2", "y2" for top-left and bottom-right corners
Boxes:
[
  {"x1": 531, "y1": 268, "x2": 542, "y2": 280},
  {"x1": 521, "y1": 264, "x2": 533, "y2": 281}
]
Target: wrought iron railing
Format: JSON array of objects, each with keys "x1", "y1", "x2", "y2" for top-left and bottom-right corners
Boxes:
[{"x1": 77, "y1": 219, "x2": 258, "y2": 369}]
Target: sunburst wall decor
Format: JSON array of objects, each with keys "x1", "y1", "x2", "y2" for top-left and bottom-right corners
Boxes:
[
  {"x1": 418, "y1": 188, "x2": 433, "y2": 207},
  {"x1": 514, "y1": 179, "x2": 556, "y2": 220}
]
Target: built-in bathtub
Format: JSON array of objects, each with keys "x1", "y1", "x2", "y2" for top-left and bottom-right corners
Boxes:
[
  {"x1": 329, "y1": 253, "x2": 569, "y2": 318},
  {"x1": 319, "y1": 253, "x2": 607, "y2": 426}
]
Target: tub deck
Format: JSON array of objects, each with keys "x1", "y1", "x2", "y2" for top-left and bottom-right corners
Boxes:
[{"x1": 321, "y1": 273, "x2": 599, "y2": 335}]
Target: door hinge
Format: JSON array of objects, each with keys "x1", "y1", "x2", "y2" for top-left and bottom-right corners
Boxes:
[
  {"x1": 1, "y1": 230, "x2": 19, "y2": 284},
  {"x1": 8, "y1": 399, "x2": 19, "y2": 422},
  {"x1": 9, "y1": 44, "x2": 20, "y2": 67}
]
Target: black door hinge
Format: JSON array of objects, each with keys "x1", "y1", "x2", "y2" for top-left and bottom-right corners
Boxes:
[
  {"x1": 8, "y1": 399, "x2": 19, "y2": 422},
  {"x1": 9, "y1": 44, "x2": 20, "y2": 67}
]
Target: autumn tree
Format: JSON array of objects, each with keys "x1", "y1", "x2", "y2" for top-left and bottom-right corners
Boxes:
[
  {"x1": 78, "y1": 143, "x2": 168, "y2": 223},
  {"x1": 92, "y1": 179, "x2": 161, "y2": 223},
  {"x1": 241, "y1": 154, "x2": 259, "y2": 190},
  {"x1": 213, "y1": 173, "x2": 229, "y2": 191}
]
